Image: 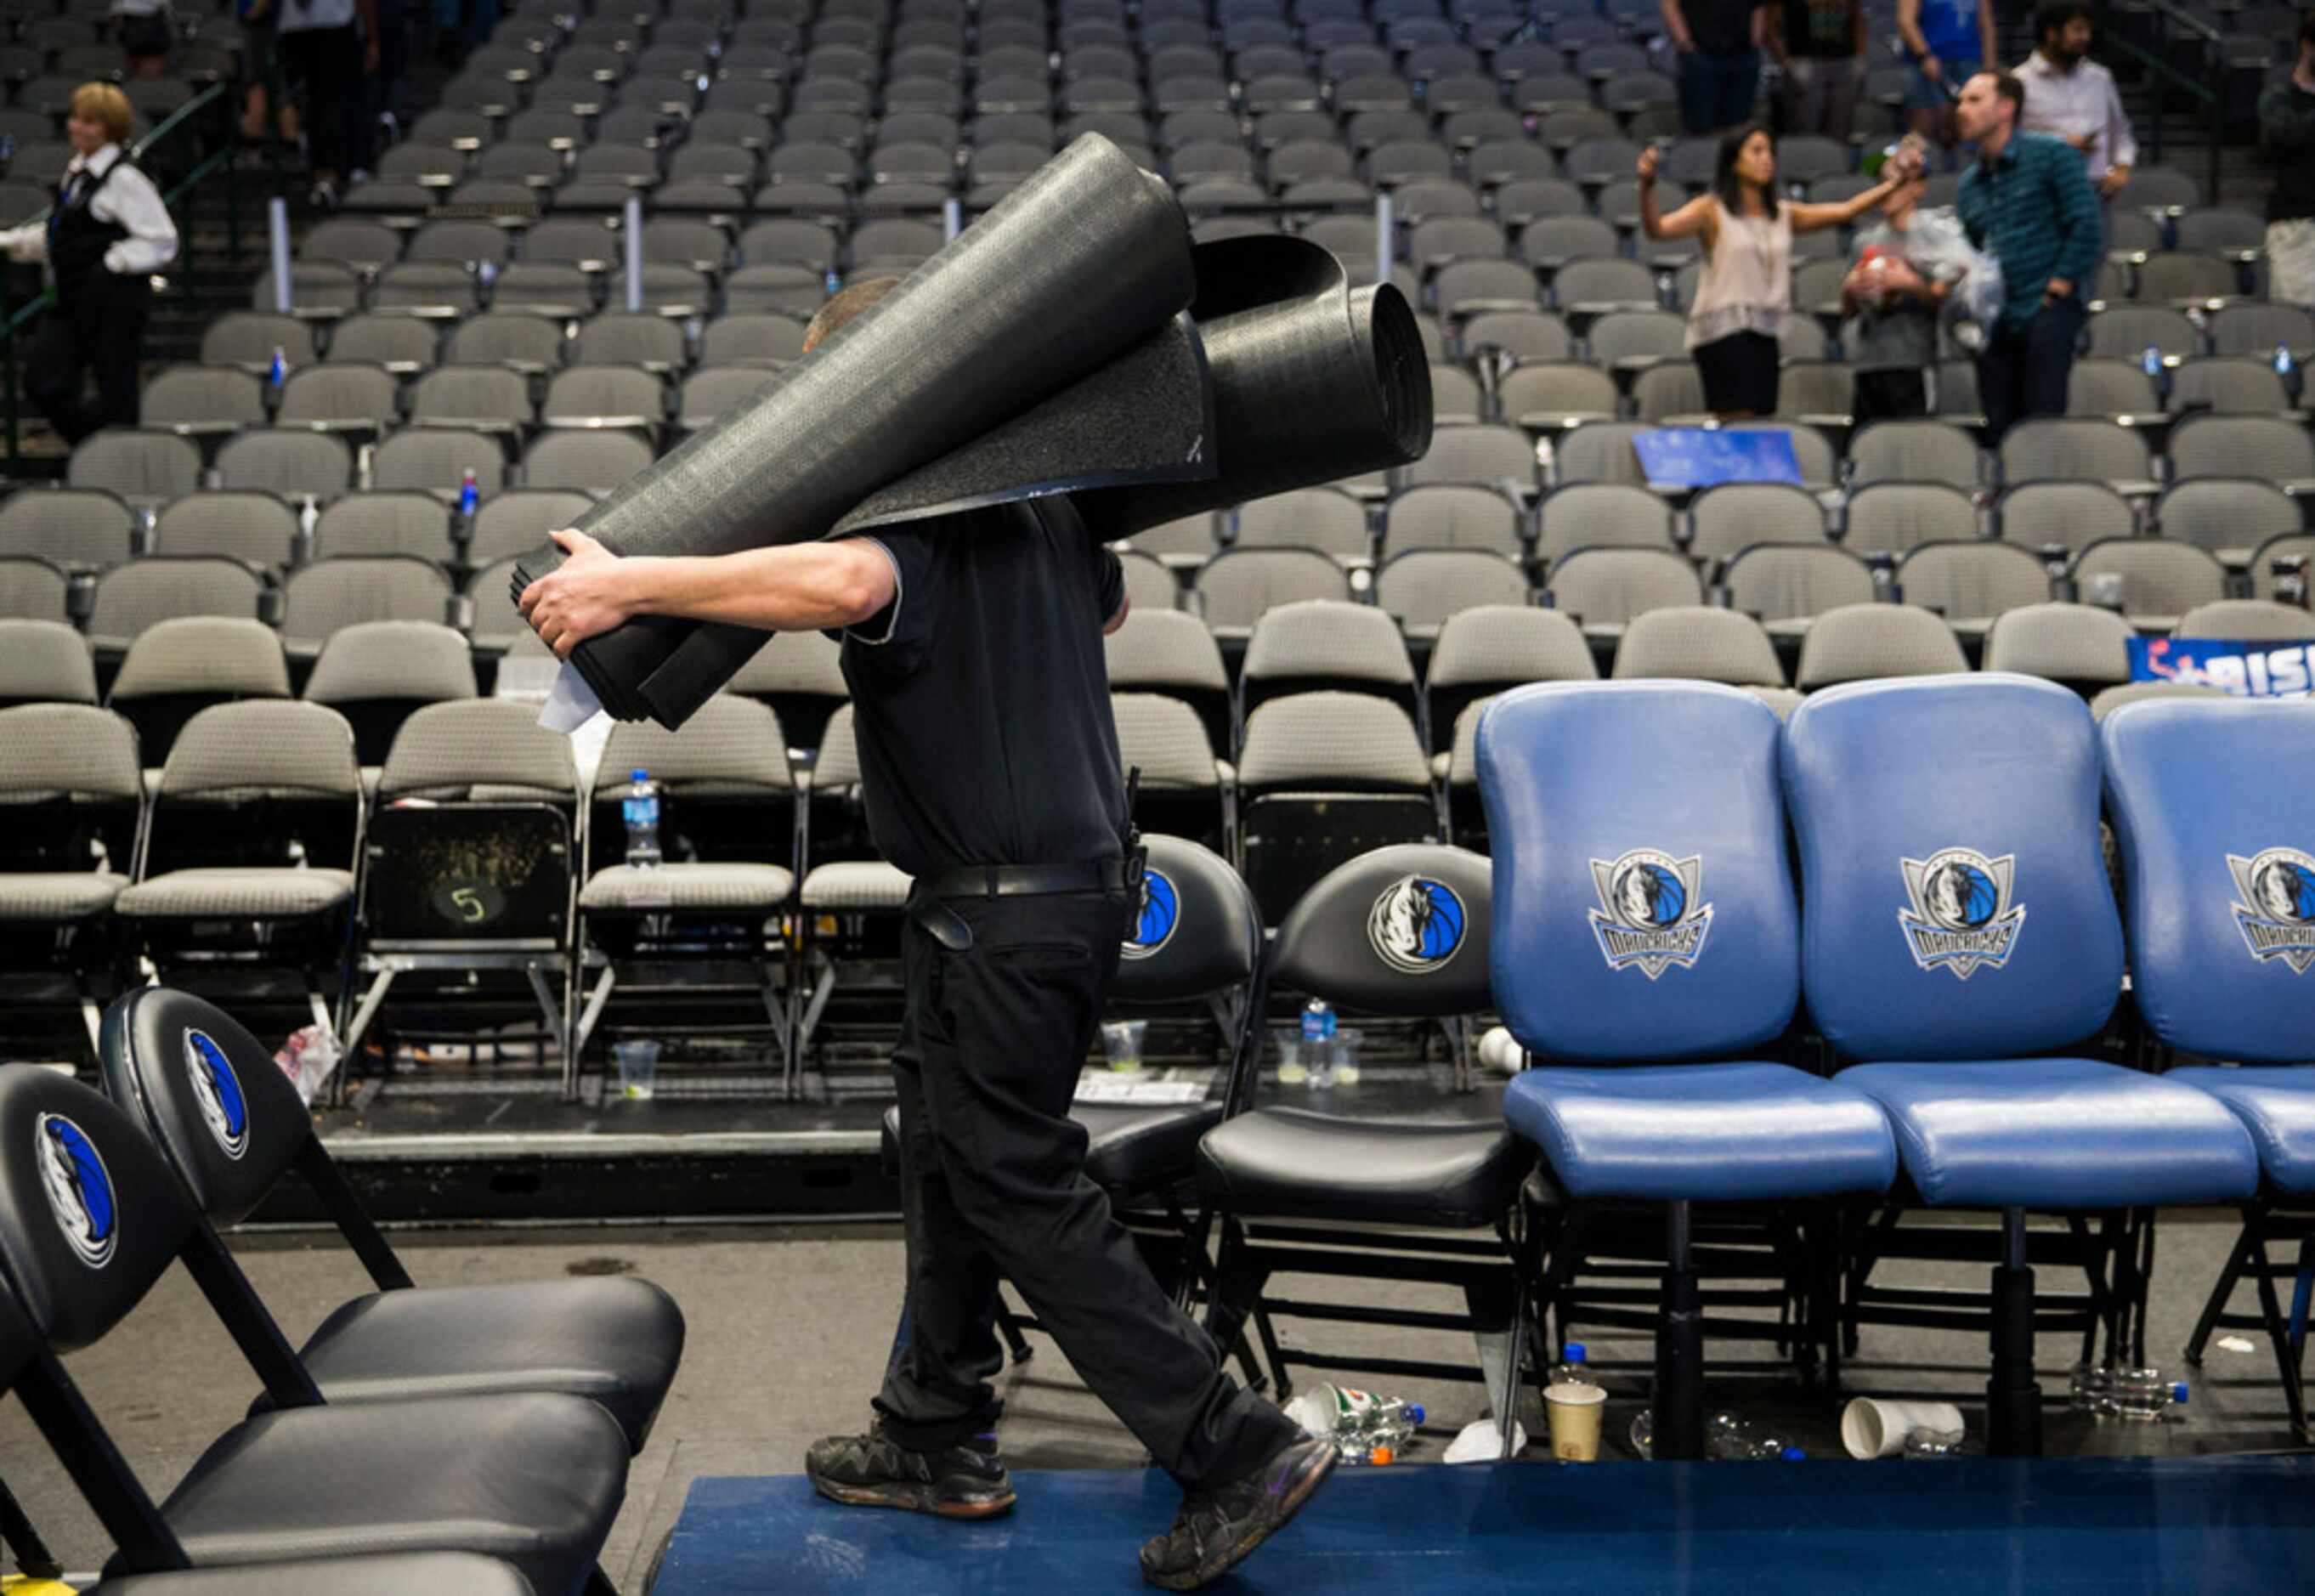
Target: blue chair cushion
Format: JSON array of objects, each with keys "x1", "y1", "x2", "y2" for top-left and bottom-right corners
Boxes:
[
  {"x1": 1475, "y1": 682, "x2": 1799, "y2": 1061},
  {"x1": 1196, "y1": 1106, "x2": 1530, "y2": 1227},
  {"x1": 2101, "y1": 697, "x2": 2315, "y2": 1065},
  {"x1": 1839, "y1": 1059, "x2": 2260, "y2": 1208},
  {"x1": 2166, "y1": 1067, "x2": 2315, "y2": 1195},
  {"x1": 1502, "y1": 1063, "x2": 1897, "y2": 1203}
]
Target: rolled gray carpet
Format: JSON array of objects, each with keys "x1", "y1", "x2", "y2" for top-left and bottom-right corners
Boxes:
[{"x1": 516, "y1": 137, "x2": 1432, "y2": 728}]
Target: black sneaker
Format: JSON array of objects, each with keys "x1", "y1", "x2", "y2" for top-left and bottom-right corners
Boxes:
[
  {"x1": 1138, "y1": 1435, "x2": 1335, "y2": 1591},
  {"x1": 805, "y1": 1428, "x2": 1016, "y2": 1520}
]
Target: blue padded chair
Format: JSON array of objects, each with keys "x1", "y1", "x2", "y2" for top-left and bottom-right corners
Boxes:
[
  {"x1": 1479, "y1": 681, "x2": 1898, "y2": 1460},
  {"x1": 1784, "y1": 673, "x2": 2260, "y2": 1456},
  {"x1": 2102, "y1": 695, "x2": 2315, "y2": 1442},
  {"x1": 1195, "y1": 844, "x2": 1536, "y2": 1433}
]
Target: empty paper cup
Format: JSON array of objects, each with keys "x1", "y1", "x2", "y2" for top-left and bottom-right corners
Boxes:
[
  {"x1": 1842, "y1": 1397, "x2": 1965, "y2": 1459},
  {"x1": 1545, "y1": 1381, "x2": 1608, "y2": 1462},
  {"x1": 612, "y1": 1039, "x2": 660, "y2": 1101}
]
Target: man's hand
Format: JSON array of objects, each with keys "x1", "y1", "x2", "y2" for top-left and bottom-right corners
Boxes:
[
  {"x1": 2043, "y1": 277, "x2": 2074, "y2": 307},
  {"x1": 1920, "y1": 55, "x2": 1943, "y2": 83},
  {"x1": 1636, "y1": 144, "x2": 1661, "y2": 184},
  {"x1": 518, "y1": 528, "x2": 637, "y2": 659},
  {"x1": 2066, "y1": 131, "x2": 2097, "y2": 152},
  {"x1": 2097, "y1": 162, "x2": 2131, "y2": 199}
]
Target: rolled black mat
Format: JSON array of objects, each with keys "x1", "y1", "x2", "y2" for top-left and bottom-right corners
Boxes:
[
  {"x1": 514, "y1": 133, "x2": 1198, "y2": 724},
  {"x1": 517, "y1": 143, "x2": 1433, "y2": 729}
]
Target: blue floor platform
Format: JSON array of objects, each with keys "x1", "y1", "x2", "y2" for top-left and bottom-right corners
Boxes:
[{"x1": 654, "y1": 1455, "x2": 2315, "y2": 1593}]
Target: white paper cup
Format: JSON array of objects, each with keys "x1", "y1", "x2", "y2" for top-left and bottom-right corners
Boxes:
[
  {"x1": 1842, "y1": 1397, "x2": 1966, "y2": 1459},
  {"x1": 1545, "y1": 1380, "x2": 1608, "y2": 1462}
]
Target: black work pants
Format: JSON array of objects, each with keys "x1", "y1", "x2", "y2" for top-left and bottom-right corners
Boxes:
[
  {"x1": 874, "y1": 885, "x2": 1299, "y2": 1491},
  {"x1": 1976, "y1": 297, "x2": 2086, "y2": 442},
  {"x1": 279, "y1": 23, "x2": 367, "y2": 177},
  {"x1": 27, "y1": 274, "x2": 150, "y2": 445}
]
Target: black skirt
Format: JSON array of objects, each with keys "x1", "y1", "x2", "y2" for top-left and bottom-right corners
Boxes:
[{"x1": 1693, "y1": 330, "x2": 1780, "y2": 416}]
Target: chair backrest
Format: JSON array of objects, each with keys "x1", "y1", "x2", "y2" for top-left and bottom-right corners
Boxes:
[
  {"x1": 1613, "y1": 605, "x2": 1785, "y2": 687},
  {"x1": 1373, "y1": 549, "x2": 1530, "y2": 632},
  {"x1": 0, "y1": 620, "x2": 99, "y2": 705},
  {"x1": 1689, "y1": 482, "x2": 1825, "y2": 566},
  {"x1": 2157, "y1": 478, "x2": 2298, "y2": 559},
  {"x1": 1794, "y1": 603, "x2": 1968, "y2": 689},
  {"x1": 98, "y1": 988, "x2": 312, "y2": 1228},
  {"x1": 1982, "y1": 601, "x2": 2135, "y2": 687},
  {"x1": 1847, "y1": 419, "x2": 1982, "y2": 490},
  {"x1": 1241, "y1": 598, "x2": 1414, "y2": 703},
  {"x1": 108, "y1": 614, "x2": 290, "y2": 705},
  {"x1": 1236, "y1": 691, "x2": 1433, "y2": 793},
  {"x1": 1476, "y1": 682, "x2": 1797, "y2": 1058},
  {"x1": 1113, "y1": 833, "x2": 1262, "y2": 1004},
  {"x1": 2171, "y1": 415, "x2": 2315, "y2": 483},
  {"x1": 1783, "y1": 673, "x2": 2123, "y2": 1061},
  {"x1": 380, "y1": 699, "x2": 578, "y2": 801},
  {"x1": 0, "y1": 1064, "x2": 200, "y2": 1353},
  {"x1": 1893, "y1": 540, "x2": 2051, "y2": 629},
  {"x1": 2101, "y1": 697, "x2": 2315, "y2": 1063},
  {"x1": 2174, "y1": 599, "x2": 2315, "y2": 642},
  {"x1": 2071, "y1": 537, "x2": 2227, "y2": 624},
  {"x1": 1844, "y1": 483, "x2": 1978, "y2": 556},
  {"x1": 0, "y1": 487, "x2": 135, "y2": 568},
  {"x1": 1724, "y1": 544, "x2": 1875, "y2": 625},
  {"x1": 1267, "y1": 842, "x2": 1491, "y2": 1016},
  {"x1": 1537, "y1": 482, "x2": 1671, "y2": 563}
]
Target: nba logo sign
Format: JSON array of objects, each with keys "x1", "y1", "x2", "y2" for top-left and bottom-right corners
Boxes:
[{"x1": 2227, "y1": 849, "x2": 2315, "y2": 972}]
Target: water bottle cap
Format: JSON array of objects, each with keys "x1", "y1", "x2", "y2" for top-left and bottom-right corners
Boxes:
[
  {"x1": 2171, "y1": 1382, "x2": 2189, "y2": 1403},
  {"x1": 1780, "y1": 1446, "x2": 1807, "y2": 1462},
  {"x1": 1564, "y1": 1343, "x2": 1587, "y2": 1362},
  {"x1": 631, "y1": 768, "x2": 648, "y2": 781},
  {"x1": 1404, "y1": 1403, "x2": 1424, "y2": 1424}
]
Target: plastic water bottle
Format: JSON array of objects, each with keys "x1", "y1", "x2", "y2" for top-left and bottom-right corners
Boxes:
[
  {"x1": 1707, "y1": 1411, "x2": 1802, "y2": 1461},
  {"x1": 2141, "y1": 342, "x2": 2162, "y2": 379},
  {"x1": 1629, "y1": 1407, "x2": 1653, "y2": 1459},
  {"x1": 457, "y1": 467, "x2": 480, "y2": 517},
  {"x1": 1548, "y1": 1343, "x2": 1591, "y2": 1388},
  {"x1": 623, "y1": 769, "x2": 663, "y2": 868},
  {"x1": 2276, "y1": 342, "x2": 2295, "y2": 380},
  {"x1": 2108, "y1": 1368, "x2": 2188, "y2": 1422},
  {"x1": 1301, "y1": 997, "x2": 1337, "y2": 1088},
  {"x1": 268, "y1": 345, "x2": 286, "y2": 389},
  {"x1": 1282, "y1": 1384, "x2": 1425, "y2": 1464}
]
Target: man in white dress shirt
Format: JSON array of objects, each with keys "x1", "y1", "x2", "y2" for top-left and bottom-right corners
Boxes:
[
  {"x1": 2015, "y1": 0, "x2": 2137, "y2": 204},
  {"x1": 0, "y1": 83, "x2": 179, "y2": 443}
]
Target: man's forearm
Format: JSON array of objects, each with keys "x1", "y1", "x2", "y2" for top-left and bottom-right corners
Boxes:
[{"x1": 620, "y1": 542, "x2": 887, "y2": 632}]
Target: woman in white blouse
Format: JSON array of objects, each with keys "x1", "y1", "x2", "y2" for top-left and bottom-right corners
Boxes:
[{"x1": 0, "y1": 82, "x2": 180, "y2": 442}]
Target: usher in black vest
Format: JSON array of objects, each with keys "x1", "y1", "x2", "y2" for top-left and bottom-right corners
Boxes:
[{"x1": 46, "y1": 156, "x2": 135, "y2": 298}]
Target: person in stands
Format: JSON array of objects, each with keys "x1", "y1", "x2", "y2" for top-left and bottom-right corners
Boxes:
[
  {"x1": 1898, "y1": 0, "x2": 1995, "y2": 153},
  {"x1": 1765, "y1": 0, "x2": 1865, "y2": 143},
  {"x1": 2015, "y1": 2, "x2": 2137, "y2": 208},
  {"x1": 2260, "y1": 11, "x2": 2315, "y2": 309}
]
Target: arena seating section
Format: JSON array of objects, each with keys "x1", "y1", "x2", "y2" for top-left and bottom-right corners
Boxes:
[{"x1": 0, "y1": 0, "x2": 2310, "y2": 1052}]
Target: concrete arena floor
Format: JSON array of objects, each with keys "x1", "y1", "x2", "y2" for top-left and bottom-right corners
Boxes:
[{"x1": 0, "y1": 1214, "x2": 2299, "y2": 1590}]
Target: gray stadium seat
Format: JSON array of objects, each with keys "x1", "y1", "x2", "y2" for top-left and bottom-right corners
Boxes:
[
  {"x1": 679, "y1": 367, "x2": 780, "y2": 431},
  {"x1": 152, "y1": 491, "x2": 302, "y2": 567},
  {"x1": 0, "y1": 487, "x2": 135, "y2": 569},
  {"x1": 1997, "y1": 419, "x2": 2157, "y2": 497},
  {"x1": 1611, "y1": 604, "x2": 1791, "y2": 711},
  {"x1": 88, "y1": 559, "x2": 266, "y2": 651},
  {"x1": 1537, "y1": 482, "x2": 1673, "y2": 566},
  {"x1": 325, "y1": 314, "x2": 442, "y2": 373},
  {"x1": 523, "y1": 430, "x2": 655, "y2": 495},
  {"x1": 1689, "y1": 482, "x2": 1827, "y2": 569},
  {"x1": 373, "y1": 429, "x2": 507, "y2": 500},
  {"x1": 278, "y1": 364, "x2": 401, "y2": 439},
  {"x1": 0, "y1": 618, "x2": 98, "y2": 705},
  {"x1": 2168, "y1": 415, "x2": 2315, "y2": 491},
  {"x1": 1231, "y1": 688, "x2": 1437, "y2": 920},
  {"x1": 574, "y1": 312, "x2": 688, "y2": 371},
  {"x1": 304, "y1": 620, "x2": 479, "y2": 764},
  {"x1": 700, "y1": 313, "x2": 808, "y2": 366},
  {"x1": 1191, "y1": 547, "x2": 1352, "y2": 638},
  {"x1": 1792, "y1": 603, "x2": 1967, "y2": 689},
  {"x1": 1383, "y1": 484, "x2": 1524, "y2": 557},
  {"x1": 1998, "y1": 479, "x2": 2136, "y2": 554},
  {"x1": 542, "y1": 366, "x2": 667, "y2": 439},
  {"x1": 2165, "y1": 357, "x2": 2294, "y2": 414},
  {"x1": 1983, "y1": 601, "x2": 2133, "y2": 688},
  {"x1": 69, "y1": 430, "x2": 202, "y2": 504},
  {"x1": 1542, "y1": 546, "x2": 1703, "y2": 641},
  {"x1": 313, "y1": 493, "x2": 454, "y2": 562},
  {"x1": 2156, "y1": 478, "x2": 2301, "y2": 560},
  {"x1": 104, "y1": 614, "x2": 289, "y2": 762},
  {"x1": 1633, "y1": 361, "x2": 1707, "y2": 423},
  {"x1": 2172, "y1": 598, "x2": 2315, "y2": 641},
  {"x1": 2069, "y1": 537, "x2": 2227, "y2": 631},
  {"x1": 1372, "y1": 549, "x2": 1530, "y2": 638},
  {"x1": 0, "y1": 557, "x2": 69, "y2": 622},
  {"x1": 1842, "y1": 482, "x2": 1978, "y2": 556},
  {"x1": 215, "y1": 429, "x2": 355, "y2": 501},
  {"x1": 410, "y1": 365, "x2": 537, "y2": 438},
  {"x1": 448, "y1": 313, "x2": 570, "y2": 373},
  {"x1": 280, "y1": 557, "x2": 457, "y2": 661},
  {"x1": 1893, "y1": 540, "x2": 2052, "y2": 640},
  {"x1": 1722, "y1": 545, "x2": 1877, "y2": 640},
  {"x1": 1424, "y1": 603, "x2": 1596, "y2": 760},
  {"x1": 1498, "y1": 363, "x2": 1618, "y2": 433},
  {"x1": 471, "y1": 489, "x2": 598, "y2": 566},
  {"x1": 1240, "y1": 599, "x2": 1418, "y2": 722},
  {"x1": 1232, "y1": 487, "x2": 1371, "y2": 558},
  {"x1": 201, "y1": 313, "x2": 317, "y2": 375}
]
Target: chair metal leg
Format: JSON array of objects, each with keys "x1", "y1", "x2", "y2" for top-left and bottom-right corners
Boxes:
[
  {"x1": 1988, "y1": 1208, "x2": 2042, "y2": 1459},
  {"x1": 1653, "y1": 1200, "x2": 1705, "y2": 1462},
  {"x1": 0, "y1": 1469, "x2": 62, "y2": 1582},
  {"x1": 995, "y1": 1298, "x2": 1035, "y2": 1366},
  {"x1": 2186, "y1": 1214, "x2": 2259, "y2": 1367}
]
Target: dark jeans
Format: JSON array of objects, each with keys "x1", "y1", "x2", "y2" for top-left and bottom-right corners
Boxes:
[
  {"x1": 1854, "y1": 368, "x2": 1930, "y2": 426},
  {"x1": 1976, "y1": 297, "x2": 2087, "y2": 442},
  {"x1": 28, "y1": 275, "x2": 150, "y2": 444},
  {"x1": 874, "y1": 885, "x2": 1299, "y2": 1491},
  {"x1": 279, "y1": 22, "x2": 366, "y2": 176},
  {"x1": 1678, "y1": 48, "x2": 1761, "y2": 135}
]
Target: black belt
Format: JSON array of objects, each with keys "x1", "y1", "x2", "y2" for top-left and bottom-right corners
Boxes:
[{"x1": 920, "y1": 857, "x2": 1135, "y2": 900}]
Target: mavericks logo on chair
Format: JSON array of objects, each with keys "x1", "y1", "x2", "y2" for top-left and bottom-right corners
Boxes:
[
  {"x1": 1899, "y1": 849, "x2": 2025, "y2": 979},
  {"x1": 1121, "y1": 869, "x2": 1180, "y2": 961},
  {"x1": 184, "y1": 1028, "x2": 250, "y2": 1161},
  {"x1": 2226, "y1": 848, "x2": 2315, "y2": 972},
  {"x1": 1588, "y1": 851, "x2": 1712, "y2": 979},
  {"x1": 1367, "y1": 874, "x2": 1467, "y2": 974},
  {"x1": 35, "y1": 1112, "x2": 116, "y2": 1270}
]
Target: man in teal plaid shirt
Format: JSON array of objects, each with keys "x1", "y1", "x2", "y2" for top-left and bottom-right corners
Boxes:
[{"x1": 1955, "y1": 70, "x2": 2103, "y2": 440}]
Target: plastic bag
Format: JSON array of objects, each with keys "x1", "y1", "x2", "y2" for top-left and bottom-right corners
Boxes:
[
  {"x1": 1905, "y1": 206, "x2": 2006, "y2": 337},
  {"x1": 273, "y1": 1024, "x2": 339, "y2": 1106}
]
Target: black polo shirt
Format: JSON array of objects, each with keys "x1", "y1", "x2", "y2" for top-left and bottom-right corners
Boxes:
[{"x1": 832, "y1": 497, "x2": 1128, "y2": 879}]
